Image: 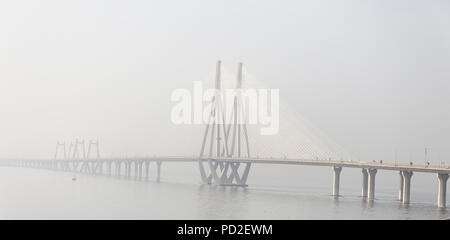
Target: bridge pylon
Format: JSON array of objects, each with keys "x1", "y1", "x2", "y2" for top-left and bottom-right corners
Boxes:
[
  {"x1": 87, "y1": 139, "x2": 101, "y2": 159},
  {"x1": 72, "y1": 139, "x2": 86, "y2": 159},
  {"x1": 199, "y1": 61, "x2": 251, "y2": 186},
  {"x1": 54, "y1": 141, "x2": 67, "y2": 159}
]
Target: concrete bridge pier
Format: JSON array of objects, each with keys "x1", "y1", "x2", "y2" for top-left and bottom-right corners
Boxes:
[
  {"x1": 156, "y1": 161, "x2": 162, "y2": 182},
  {"x1": 401, "y1": 171, "x2": 413, "y2": 204},
  {"x1": 126, "y1": 162, "x2": 132, "y2": 178},
  {"x1": 145, "y1": 162, "x2": 150, "y2": 180},
  {"x1": 398, "y1": 171, "x2": 404, "y2": 201},
  {"x1": 98, "y1": 162, "x2": 103, "y2": 175},
  {"x1": 107, "y1": 162, "x2": 112, "y2": 176},
  {"x1": 361, "y1": 168, "x2": 368, "y2": 198},
  {"x1": 437, "y1": 173, "x2": 449, "y2": 208},
  {"x1": 117, "y1": 163, "x2": 121, "y2": 177},
  {"x1": 137, "y1": 162, "x2": 143, "y2": 180},
  {"x1": 332, "y1": 166, "x2": 342, "y2": 196},
  {"x1": 124, "y1": 163, "x2": 128, "y2": 178},
  {"x1": 134, "y1": 163, "x2": 139, "y2": 179},
  {"x1": 367, "y1": 168, "x2": 377, "y2": 200}
]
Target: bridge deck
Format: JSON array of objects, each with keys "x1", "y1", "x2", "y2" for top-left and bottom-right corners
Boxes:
[
  {"x1": 208, "y1": 157, "x2": 450, "y2": 174},
  {"x1": 1, "y1": 156, "x2": 449, "y2": 174}
]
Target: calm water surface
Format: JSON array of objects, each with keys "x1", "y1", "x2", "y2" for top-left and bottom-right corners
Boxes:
[{"x1": 0, "y1": 163, "x2": 448, "y2": 219}]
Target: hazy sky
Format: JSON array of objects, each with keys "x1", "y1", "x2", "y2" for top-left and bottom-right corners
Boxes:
[{"x1": 0, "y1": 0, "x2": 449, "y2": 164}]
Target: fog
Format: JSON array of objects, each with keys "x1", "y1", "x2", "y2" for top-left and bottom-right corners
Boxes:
[{"x1": 1, "y1": 0, "x2": 449, "y2": 165}]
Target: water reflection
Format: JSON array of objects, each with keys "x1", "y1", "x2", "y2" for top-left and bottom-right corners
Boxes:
[
  {"x1": 196, "y1": 185, "x2": 250, "y2": 219},
  {"x1": 0, "y1": 168, "x2": 448, "y2": 219}
]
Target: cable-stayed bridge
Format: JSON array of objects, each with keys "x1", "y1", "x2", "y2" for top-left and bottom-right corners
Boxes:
[{"x1": 0, "y1": 61, "x2": 448, "y2": 209}]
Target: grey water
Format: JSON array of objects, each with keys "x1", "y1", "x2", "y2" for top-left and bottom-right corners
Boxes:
[{"x1": 0, "y1": 163, "x2": 448, "y2": 220}]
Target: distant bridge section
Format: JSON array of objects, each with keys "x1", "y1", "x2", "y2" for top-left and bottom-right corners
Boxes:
[{"x1": 0, "y1": 156, "x2": 448, "y2": 208}]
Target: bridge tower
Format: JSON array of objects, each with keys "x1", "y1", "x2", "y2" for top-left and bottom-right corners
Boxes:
[
  {"x1": 54, "y1": 141, "x2": 67, "y2": 159},
  {"x1": 199, "y1": 61, "x2": 251, "y2": 186},
  {"x1": 223, "y1": 62, "x2": 251, "y2": 185},
  {"x1": 87, "y1": 139, "x2": 101, "y2": 159},
  {"x1": 72, "y1": 139, "x2": 86, "y2": 159}
]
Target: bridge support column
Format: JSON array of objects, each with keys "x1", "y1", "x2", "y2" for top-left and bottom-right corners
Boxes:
[
  {"x1": 361, "y1": 168, "x2": 368, "y2": 198},
  {"x1": 156, "y1": 161, "x2": 162, "y2": 182},
  {"x1": 398, "y1": 171, "x2": 404, "y2": 201},
  {"x1": 437, "y1": 173, "x2": 449, "y2": 208},
  {"x1": 134, "y1": 163, "x2": 139, "y2": 180},
  {"x1": 239, "y1": 163, "x2": 251, "y2": 186},
  {"x1": 98, "y1": 161, "x2": 103, "y2": 175},
  {"x1": 332, "y1": 166, "x2": 342, "y2": 196},
  {"x1": 116, "y1": 163, "x2": 121, "y2": 177},
  {"x1": 145, "y1": 161, "x2": 150, "y2": 180},
  {"x1": 137, "y1": 162, "x2": 143, "y2": 180},
  {"x1": 368, "y1": 168, "x2": 377, "y2": 200},
  {"x1": 127, "y1": 163, "x2": 131, "y2": 178},
  {"x1": 401, "y1": 171, "x2": 413, "y2": 204}
]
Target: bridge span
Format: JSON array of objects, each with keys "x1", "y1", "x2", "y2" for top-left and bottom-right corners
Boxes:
[
  {"x1": 0, "y1": 61, "x2": 448, "y2": 209},
  {"x1": 0, "y1": 156, "x2": 448, "y2": 208}
]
